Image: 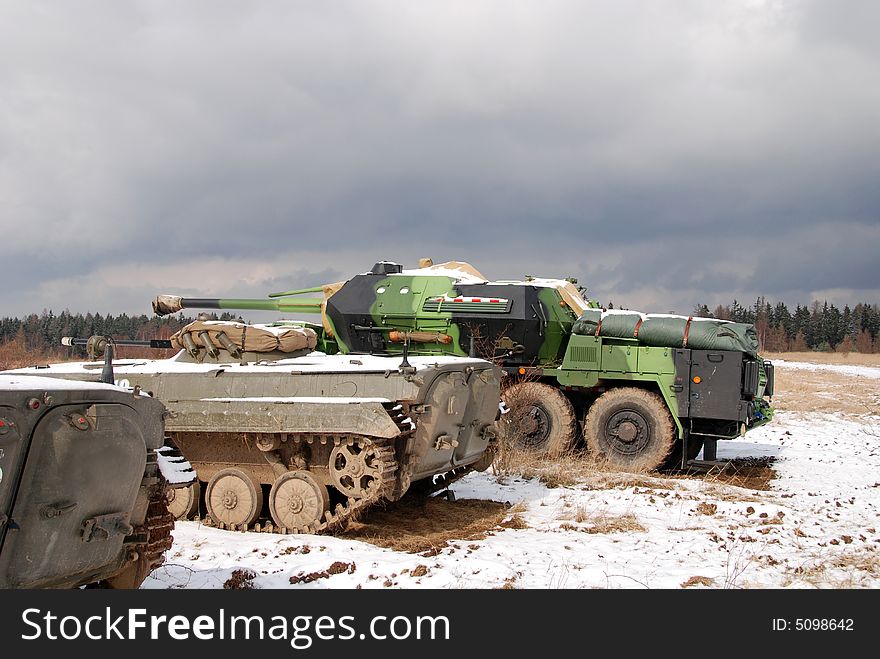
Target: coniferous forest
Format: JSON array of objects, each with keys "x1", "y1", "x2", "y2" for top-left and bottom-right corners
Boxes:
[{"x1": 690, "y1": 299, "x2": 879, "y2": 353}]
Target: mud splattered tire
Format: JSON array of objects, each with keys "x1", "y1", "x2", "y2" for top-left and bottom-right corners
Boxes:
[
  {"x1": 206, "y1": 468, "x2": 264, "y2": 528},
  {"x1": 500, "y1": 382, "x2": 578, "y2": 457},
  {"x1": 585, "y1": 387, "x2": 675, "y2": 471},
  {"x1": 269, "y1": 471, "x2": 330, "y2": 532},
  {"x1": 167, "y1": 481, "x2": 200, "y2": 520}
]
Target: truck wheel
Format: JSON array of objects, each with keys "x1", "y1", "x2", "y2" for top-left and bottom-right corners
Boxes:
[
  {"x1": 500, "y1": 382, "x2": 578, "y2": 457},
  {"x1": 585, "y1": 388, "x2": 675, "y2": 471},
  {"x1": 206, "y1": 468, "x2": 263, "y2": 529},
  {"x1": 166, "y1": 481, "x2": 200, "y2": 520}
]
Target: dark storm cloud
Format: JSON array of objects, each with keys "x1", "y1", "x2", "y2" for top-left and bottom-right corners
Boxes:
[{"x1": 1, "y1": 0, "x2": 878, "y2": 317}]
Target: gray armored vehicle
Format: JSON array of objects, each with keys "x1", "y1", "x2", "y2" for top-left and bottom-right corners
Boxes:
[
  {"x1": 6, "y1": 321, "x2": 502, "y2": 534},
  {"x1": 0, "y1": 375, "x2": 192, "y2": 589}
]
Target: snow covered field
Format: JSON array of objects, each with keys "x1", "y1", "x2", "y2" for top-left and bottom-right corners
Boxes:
[{"x1": 144, "y1": 359, "x2": 880, "y2": 590}]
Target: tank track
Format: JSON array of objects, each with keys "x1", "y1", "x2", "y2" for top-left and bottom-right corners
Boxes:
[
  {"x1": 423, "y1": 464, "x2": 477, "y2": 495},
  {"x1": 100, "y1": 480, "x2": 175, "y2": 588},
  {"x1": 198, "y1": 434, "x2": 477, "y2": 535},
  {"x1": 202, "y1": 434, "x2": 401, "y2": 535},
  {"x1": 140, "y1": 494, "x2": 175, "y2": 571}
]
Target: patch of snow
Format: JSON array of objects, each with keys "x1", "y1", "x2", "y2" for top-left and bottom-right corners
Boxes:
[
  {"x1": 0, "y1": 374, "x2": 123, "y2": 392},
  {"x1": 144, "y1": 410, "x2": 880, "y2": 590},
  {"x1": 400, "y1": 267, "x2": 487, "y2": 285},
  {"x1": 156, "y1": 447, "x2": 197, "y2": 486},
  {"x1": 3, "y1": 353, "x2": 492, "y2": 377}
]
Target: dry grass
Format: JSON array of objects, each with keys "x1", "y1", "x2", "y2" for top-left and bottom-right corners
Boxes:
[
  {"x1": 497, "y1": 438, "x2": 778, "y2": 497},
  {"x1": 560, "y1": 513, "x2": 646, "y2": 534},
  {"x1": 784, "y1": 551, "x2": 880, "y2": 587},
  {"x1": 681, "y1": 575, "x2": 715, "y2": 588},
  {"x1": 341, "y1": 496, "x2": 512, "y2": 553},
  {"x1": 494, "y1": 441, "x2": 671, "y2": 487},
  {"x1": 694, "y1": 502, "x2": 718, "y2": 516},
  {"x1": 683, "y1": 456, "x2": 777, "y2": 492},
  {"x1": 498, "y1": 511, "x2": 530, "y2": 530},
  {"x1": 598, "y1": 474, "x2": 676, "y2": 491},
  {"x1": 768, "y1": 364, "x2": 880, "y2": 415},
  {"x1": 495, "y1": 445, "x2": 603, "y2": 488},
  {"x1": 764, "y1": 351, "x2": 880, "y2": 367}
]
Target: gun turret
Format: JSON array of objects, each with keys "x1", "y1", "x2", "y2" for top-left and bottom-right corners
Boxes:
[{"x1": 149, "y1": 261, "x2": 589, "y2": 363}]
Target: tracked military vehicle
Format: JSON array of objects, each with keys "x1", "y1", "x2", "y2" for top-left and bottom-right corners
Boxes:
[
  {"x1": 152, "y1": 260, "x2": 774, "y2": 471},
  {"x1": 6, "y1": 322, "x2": 502, "y2": 533},
  {"x1": 0, "y1": 375, "x2": 193, "y2": 589}
]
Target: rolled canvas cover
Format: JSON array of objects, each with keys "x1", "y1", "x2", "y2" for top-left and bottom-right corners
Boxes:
[
  {"x1": 572, "y1": 310, "x2": 759, "y2": 356},
  {"x1": 172, "y1": 320, "x2": 317, "y2": 353}
]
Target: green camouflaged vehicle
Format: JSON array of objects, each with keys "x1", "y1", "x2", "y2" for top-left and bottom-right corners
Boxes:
[{"x1": 152, "y1": 260, "x2": 774, "y2": 471}]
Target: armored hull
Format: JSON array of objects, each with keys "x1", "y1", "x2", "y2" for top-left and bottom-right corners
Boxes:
[
  {"x1": 0, "y1": 375, "x2": 190, "y2": 588},
  {"x1": 7, "y1": 347, "x2": 501, "y2": 534}
]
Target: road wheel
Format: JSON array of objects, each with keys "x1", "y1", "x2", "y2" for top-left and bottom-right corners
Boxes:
[
  {"x1": 166, "y1": 481, "x2": 200, "y2": 520},
  {"x1": 269, "y1": 471, "x2": 330, "y2": 532},
  {"x1": 205, "y1": 468, "x2": 263, "y2": 528},
  {"x1": 585, "y1": 387, "x2": 675, "y2": 471},
  {"x1": 500, "y1": 382, "x2": 578, "y2": 457}
]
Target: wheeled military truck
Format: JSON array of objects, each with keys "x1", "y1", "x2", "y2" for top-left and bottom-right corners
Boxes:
[
  {"x1": 6, "y1": 322, "x2": 502, "y2": 532},
  {"x1": 151, "y1": 260, "x2": 774, "y2": 471},
  {"x1": 0, "y1": 375, "x2": 192, "y2": 589}
]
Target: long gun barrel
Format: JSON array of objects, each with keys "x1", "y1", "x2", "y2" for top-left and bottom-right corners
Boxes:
[
  {"x1": 152, "y1": 294, "x2": 323, "y2": 317},
  {"x1": 62, "y1": 335, "x2": 174, "y2": 363},
  {"x1": 61, "y1": 336, "x2": 173, "y2": 349}
]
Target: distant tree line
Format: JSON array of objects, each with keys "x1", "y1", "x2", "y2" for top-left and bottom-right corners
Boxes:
[
  {"x1": 0, "y1": 309, "x2": 238, "y2": 369},
  {"x1": 692, "y1": 298, "x2": 880, "y2": 353}
]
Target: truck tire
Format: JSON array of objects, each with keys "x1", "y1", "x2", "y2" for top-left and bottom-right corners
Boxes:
[
  {"x1": 585, "y1": 387, "x2": 675, "y2": 471},
  {"x1": 500, "y1": 382, "x2": 578, "y2": 457}
]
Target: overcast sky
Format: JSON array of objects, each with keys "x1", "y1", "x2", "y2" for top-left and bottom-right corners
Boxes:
[{"x1": 2, "y1": 0, "x2": 878, "y2": 319}]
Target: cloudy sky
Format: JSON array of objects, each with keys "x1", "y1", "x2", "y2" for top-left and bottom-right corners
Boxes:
[{"x1": 2, "y1": 0, "x2": 878, "y2": 318}]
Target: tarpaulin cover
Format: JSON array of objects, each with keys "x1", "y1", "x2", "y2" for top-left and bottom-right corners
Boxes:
[
  {"x1": 572, "y1": 309, "x2": 759, "y2": 356},
  {"x1": 172, "y1": 320, "x2": 317, "y2": 353}
]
